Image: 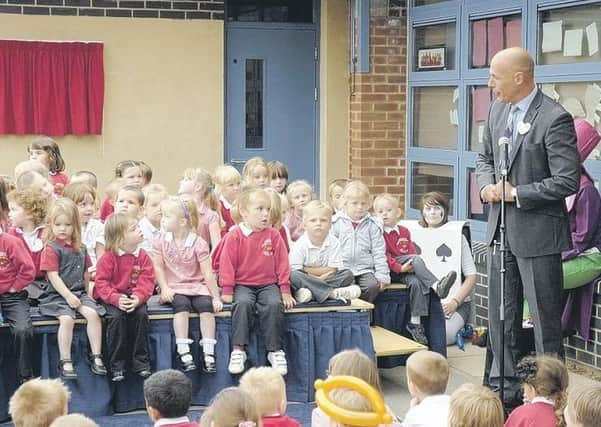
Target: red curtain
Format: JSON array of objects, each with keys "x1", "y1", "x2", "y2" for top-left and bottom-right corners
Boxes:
[{"x1": 0, "y1": 40, "x2": 104, "y2": 136}]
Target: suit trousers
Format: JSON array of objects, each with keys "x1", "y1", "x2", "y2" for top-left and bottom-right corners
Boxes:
[
  {"x1": 0, "y1": 291, "x2": 33, "y2": 380},
  {"x1": 102, "y1": 303, "x2": 151, "y2": 372},
  {"x1": 232, "y1": 285, "x2": 284, "y2": 352},
  {"x1": 290, "y1": 269, "x2": 355, "y2": 302},
  {"x1": 487, "y1": 238, "x2": 563, "y2": 391}
]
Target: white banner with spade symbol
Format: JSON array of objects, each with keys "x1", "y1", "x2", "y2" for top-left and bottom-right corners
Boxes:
[{"x1": 399, "y1": 220, "x2": 467, "y2": 305}]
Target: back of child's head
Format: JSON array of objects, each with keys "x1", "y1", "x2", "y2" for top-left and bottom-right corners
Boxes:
[
  {"x1": 303, "y1": 200, "x2": 333, "y2": 220},
  {"x1": 49, "y1": 414, "x2": 99, "y2": 427},
  {"x1": 214, "y1": 165, "x2": 242, "y2": 188},
  {"x1": 373, "y1": 193, "x2": 400, "y2": 210},
  {"x1": 239, "y1": 367, "x2": 286, "y2": 417},
  {"x1": 448, "y1": 383, "x2": 503, "y2": 427},
  {"x1": 161, "y1": 197, "x2": 200, "y2": 231},
  {"x1": 406, "y1": 350, "x2": 449, "y2": 396},
  {"x1": 567, "y1": 384, "x2": 601, "y2": 427},
  {"x1": 46, "y1": 198, "x2": 82, "y2": 249},
  {"x1": 14, "y1": 159, "x2": 49, "y2": 180},
  {"x1": 143, "y1": 369, "x2": 192, "y2": 419},
  {"x1": 7, "y1": 188, "x2": 48, "y2": 227},
  {"x1": 15, "y1": 170, "x2": 47, "y2": 192},
  {"x1": 204, "y1": 387, "x2": 260, "y2": 427},
  {"x1": 70, "y1": 170, "x2": 98, "y2": 189},
  {"x1": 138, "y1": 160, "x2": 153, "y2": 185},
  {"x1": 103, "y1": 178, "x2": 127, "y2": 200},
  {"x1": 516, "y1": 356, "x2": 568, "y2": 425},
  {"x1": 104, "y1": 213, "x2": 132, "y2": 252},
  {"x1": 63, "y1": 183, "x2": 96, "y2": 206},
  {"x1": 328, "y1": 349, "x2": 382, "y2": 394},
  {"x1": 9, "y1": 378, "x2": 70, "y2": 427},
  {"x1": 266, "y1": 189, "x2": 284, "y2": 228},
  {"x1": 342, "y1": 180, "x2": 370, "y2": 203},
  {"x1": 327, "y1": 388, "x2": 373, "y2": 427},
  {"x1": 29, "y1": 136, "x2": 65, "y2": 174}
]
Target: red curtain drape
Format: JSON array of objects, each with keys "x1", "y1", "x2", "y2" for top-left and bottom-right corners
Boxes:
[{"x1": 0, "y1": 40, "x2": 104, "y2": 136}]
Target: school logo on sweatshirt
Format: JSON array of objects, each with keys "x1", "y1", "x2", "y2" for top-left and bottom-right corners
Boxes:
[
  {"x1": 0, "y1": 251, "x2": 8, "y2": 269},
  {"x1": 262, "y1": 239, "x2": 274, "y2": 256},
  {"x1": 396, "y1": 237, "x2": 411, "y2": 253},
  {"x1": 131, "y1": 264, "x2": 141, "y2": 285}
]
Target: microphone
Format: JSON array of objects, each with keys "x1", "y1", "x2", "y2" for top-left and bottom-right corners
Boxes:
[{"x1": 498, "y1": 136, "x2": 510, "y2": 176}]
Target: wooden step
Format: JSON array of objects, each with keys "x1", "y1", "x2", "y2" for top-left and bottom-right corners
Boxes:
[{"x1": 370, "y1": 326, "x2": 427, "y2": 356}]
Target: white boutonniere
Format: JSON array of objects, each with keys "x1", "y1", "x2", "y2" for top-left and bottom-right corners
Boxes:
[{"x1": 517, "y1": 121, "x2": 531, "y2": 135}]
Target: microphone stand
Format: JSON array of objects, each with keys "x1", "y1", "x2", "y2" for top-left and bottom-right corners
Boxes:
[{"x1": 497, "y1": 135, "x2": 510, "y2": 405}]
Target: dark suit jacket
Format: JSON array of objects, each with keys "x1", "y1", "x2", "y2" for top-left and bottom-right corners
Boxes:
[{"x1": 476, "y1": 89, "x2": 580, "y2": 257}]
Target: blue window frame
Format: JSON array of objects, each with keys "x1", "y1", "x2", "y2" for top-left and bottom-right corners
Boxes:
[{"x1": 407, "y1": 0, "x2": 601, "y2": 242}]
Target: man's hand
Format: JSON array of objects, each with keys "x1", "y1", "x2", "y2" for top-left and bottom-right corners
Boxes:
[
  {"x1": 480, "y1": 184, "x2": 500, "y2": 203},
  {"x1": 495, "y1": 181, "x2": 515, "y2": 202},
  {"x1": 281, "y1": 293, "x2": 296, "y2": 309}
]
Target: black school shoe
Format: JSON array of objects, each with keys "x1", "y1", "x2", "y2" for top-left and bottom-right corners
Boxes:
[
  {"x1": 177, "y1": 352, "x2": 197, "y2": 373},
  {"x1": 89, "y1": 353, "x2": 108, "y2": 376},
  {"x1": 435, "y1": 271, "x2": 457, "y2": 300},
  {"x1": 406, "y1": 323, "x2": 429, "y2": 346},
  {"x1": 59, "y1": 359, "x2": 78, "y2": 380},
  {"x1": 201, "y1": 352, "x2": 216, "y2": 373},
  {"x1": 111, "y1": 369, "x2": 125, "y2": 382},
  {"x1": 137, "y1": 368, "x2": 152, "y2": 379}
]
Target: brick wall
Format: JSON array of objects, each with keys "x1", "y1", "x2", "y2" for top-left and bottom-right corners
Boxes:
[
  {"x1": 349, "y1": 1, "x2": 407, "y2": 205},
  {"x1": 0, "y1": 0, "x2": 223, "y2": 19}
]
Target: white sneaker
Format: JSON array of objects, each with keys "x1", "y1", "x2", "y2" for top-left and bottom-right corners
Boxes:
[
  {"x1": 267, "y1": 350, "x2": 288, "y2": 376},
  {"x1": 228, "y1": 350, "x2": 247, "y2": 374},
  {"x1": 294, "y1": 288, "x2": 313, "y2": 304},
  {"x1": 331, "y1": 285, "x2": 361, "y2": 302}
]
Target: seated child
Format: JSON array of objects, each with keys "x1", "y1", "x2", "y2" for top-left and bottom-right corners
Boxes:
[
  {"x1": 28, "y1": 136, "x2": 69, "y2": 196},
  {"x1": 9, "y1": 378, "x2": 70, "y2": 427},
  {"x1": 239, "y1": 367, "x2": 300, "y2": 427},
  {"x1": 7, "y1": 188, "x2": 48, "y2": 299},
  {"x1": 144, "y1": 369, "x2": 199, "y2": 427},
  {"x1": 98, "y1": 177, "x2": 126, "y2": 222},
  {"x1": 284, "y1": 180, "x2": 313, "y2": 242},
  {"x1": 99, "y1": 160, "x2": 142, "y2": 221},
  {"x1": 564, "y1": 384, "x2": 601, "y2": 427},
  {"x1": 373, "y1": 194, "x2": 456, "y2": 345},
  {"x1": 0, "y1": 227, "x2": 36, "y2": 383},
  {"x1": 38, "y1": 198, "x2": 107, "y2": 379},
  {"x1": 139, "y1": 184, "x2": 168, "y2": 256},
  {"x1": 267, "y1": 189, "x2": 291, "y2": 252},
  {"x1": 327, "y1": 178, "x2": 349, "y2": 215},
  {"x1": 448, "y1": 383, "x2": 503, "y2": 427},
  {"x1": 70, "y1": 170, "x2": 98, "y2": 189},
  {"x1": 201, "y1": 387, "x2": 260, "y2": 427},
  {"x1": 331, "y1": 181, "x2": 390, "y2": 303},
  {"x1": 15, "y1": 171, "x2": 55, "y2": 201},
  {"x1": 242, "y1": 157, "x2": 270, "y2": 189},
  {"x1": 312, "y1": 349, "x2": 400, "y2": 427},
  {"x1": 94, "y1": 213, "x2": 155, "y2": 382},
  {"x1": 50, "y1": 414, "x2": 99, "y2": 427},
  {"x1": 268, "y1": 160, "x2": 289, "y2": 194},
  {"x1": 138, "y1": 160, "x2": 153, "y2": 187},
  {"x1": 505, "y1": 356, "x2": 568, "y2": 427},
  {"x1": 115, "y1": 185, "x2": 145, "y2": 219},
  {"x1": 153, "y1": 198, "x2": 222, "y2": 373},
  {"x1": 289, "y1": 200, "x2": 358, "y2": 303},
  {"x1": 402, "y1": 351, "x2": 450, "y2": 427},
  {"x1": 214, "y1": 165, "x2": 241, "y2": 235},
  {"x1": 218, "y1": 188, "x2": 294, "y2": 375}
]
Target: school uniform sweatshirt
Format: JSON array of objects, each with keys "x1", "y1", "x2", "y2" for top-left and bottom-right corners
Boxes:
[
  {"x1": 218, "y1": 224, "x2": 291, "y2": 296},
  {"x1": 0, "y1": 231, "x2": 36, "y2": 294},
  {"x1": 383, "y1": 223, "x2": 417, "y2": 273},
  {"x1": 93, "y1": 248, "x2": 155, "y2": 307}
]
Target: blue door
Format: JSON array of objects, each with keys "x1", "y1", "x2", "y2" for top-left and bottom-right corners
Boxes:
[{"x1": 225, "y1": 26, "x2": 318, "y2": 187}]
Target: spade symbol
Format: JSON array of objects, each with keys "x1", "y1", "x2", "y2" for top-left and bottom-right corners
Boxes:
[
  {"x1": 436, "y1": 244, "x2": 452, "y2": 262},
  {"x1": 414, "y1": 242, "x2": 422, "y2": 255}
]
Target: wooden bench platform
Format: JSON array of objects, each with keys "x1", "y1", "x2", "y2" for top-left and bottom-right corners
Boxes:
[{"x1": 370, "y1": 325, "x2": 426, "y2": 356}]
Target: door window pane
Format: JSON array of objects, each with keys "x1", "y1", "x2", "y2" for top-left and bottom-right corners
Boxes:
[
  {"x1": 227, "y1": 0, "x2": 314, "y2": 23},
  {"x1": 538, "y1": 3, "x2": 601, "y2": 65},
  {"x1": 411, "y1": 162, "x2": 454, "y2": 215},
  {"x1": 413, "y1": 86, "x2": 458, "y2": 149},
  {"x1": 414, "y1": 0, "x2": 449, "y2": 6},
  {"x1": 468, "y1": 85, "x2": 493, "y2": 152},
  {"x1": 467, "y1": 168, "x2": 489, "y2": 222},
  {"x1": 246, "y1": 59, "x2": 263, "y2": 149},
  {"x1": 470, "y1": 15, "x2": 522, "y2": 69},
  {"x1": 414, "y1": 22, "x2": 456, "y2": 71}
]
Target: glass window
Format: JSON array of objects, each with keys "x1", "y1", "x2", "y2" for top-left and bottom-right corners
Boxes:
[
  {"x1": 467, "y1": 168, "x2": 489, "y2": 222},
  {"x1": 227, "y1": 0, "x2": 313, "y2": 23},
  {"x1": 414, "y1": 0, "x2": 449, "y2": 6},
  {"x1": 468, "y1": 85, "x2": 493, "y2": 152},
  {"x1": 538, "y1": 3, "x2": 601, "y2": 65},
  {"x1": 411, "y1": 162, "x2": 455, "y2": 215},
  {"x1": 414, "y1": 22, "x2": 456, "y2": 71},
  {"x1": 413, "y1": 86, "x2": 458, "y2": 149},
  {"x1": 539, "y1": 81, "x2": 601, "y2": 161},
  {"x1": 246, "y1": 59, "x2": 263, "y2": 149},
  {"x1": 470, "y1": 15, "x2": 522, "y2": 69}
]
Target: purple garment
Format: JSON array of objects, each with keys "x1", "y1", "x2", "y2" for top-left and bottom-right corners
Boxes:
[{"x1": 561, "y1": 181, "x2": 601, "y2": 340}]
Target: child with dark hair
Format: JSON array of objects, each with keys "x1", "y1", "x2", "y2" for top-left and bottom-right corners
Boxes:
[
  {"x1": 144, "y1": 369, "x2": 198, "y2": 427},
  {"x1": 28, "y1": 136, "x2": 69, "y2": 196}
]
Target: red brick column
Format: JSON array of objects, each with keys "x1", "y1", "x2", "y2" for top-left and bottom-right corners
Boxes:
[{"x1": 349, "y1": 9, "x2": 407, "y2": 206}]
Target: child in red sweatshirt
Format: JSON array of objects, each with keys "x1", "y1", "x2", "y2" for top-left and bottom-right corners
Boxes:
[
  {"x1": 94, "y1": 213, "x2": 155, "y2": 382},
  {"x1": 218, "y1": 188, "x2": 294, "y2": 376},
  {"x1": 0, "y1": 227, "x2": 36, "y2": 383}
]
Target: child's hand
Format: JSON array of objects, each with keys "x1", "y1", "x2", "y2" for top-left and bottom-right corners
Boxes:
[
  {"x1": 282, "y1": 293, "x2": 296, "y2": 309},
  {"x1": 221, "y1": 294, "x2": 233, "y2": 304},
  {"x1": 212, "y1": 297, "x2": 223, "y2": 313},
  {"x1": 118, "y1": 295, "x2": 130, "y2": 311},
  {"x1": 400, "y1": 260, "x2": 414, "y2": 273},
  {"x1": 443, "y1": 300, "x2": 458, "y2": 318},
  {"x1": 319, "y1": 270, "x2": 335, "y2": 280},
  {"x1": 66, "y1": 293, "x2": 82, "y2": 309},
  {"x1": 126, "y1": 295, "x2": 140, "y2": 313},
  {"x1": 159, "y1": 287, "x2": 175, "y2": 304}
]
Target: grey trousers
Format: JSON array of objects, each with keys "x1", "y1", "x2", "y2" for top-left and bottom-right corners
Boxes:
[
  {"x1": 232, "y1": 284, "x2": 284, "y2": 352},
  {"x1": 291, "y1": 269, "x2": 355, "y2": 302},
  {"x1": 355, "y1": 272, "x2": 380, "y2": 303},
  {"x1": 393, "y1": 255, "x2": 437, "y2": 318},
  {"x1": 0, "y1": 291, "x2": 33, "y2": 380}
]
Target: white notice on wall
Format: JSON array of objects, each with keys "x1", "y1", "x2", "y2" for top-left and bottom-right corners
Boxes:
[
  {"x1": 542, "y1": 21, "x2": 563, "y2": 53},
  {"x1": 478, "y1": 125, "x2": 485, "y2": 143},
  {"x1": 563, "y1": 29, "x2": 583, "y2": 56},
  {"x1": 586, "y1": 23, "x2": 599, "y2": 56},
  {"x1": 453, "y1": 88, "x2": 459, "y2": 103},
  {"x1": 449, "y1": 109, "x2": 458, "y2": 126}
]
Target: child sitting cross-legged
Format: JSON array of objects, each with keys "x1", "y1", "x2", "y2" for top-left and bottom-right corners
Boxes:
[
  {"x1": 239, "y1": 367, "x2": 301, "y2": 427},
  {"x1": 218, "y1": 188, "x2": 295, "y2": 376},
  {"x1": 289, "y1": 200, "x2": 359, "y2": 304},
  {"x1": 144, "y1": 369, "x2": 199, "y2": 427},
  {"x1": 373, "y1": 194, "x2": 456, "y2": 345},
  {"x1": 152, "y1": 198, "x2": 223, "y2": 373}
]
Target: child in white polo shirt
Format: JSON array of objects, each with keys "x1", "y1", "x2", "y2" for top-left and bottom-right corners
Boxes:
[{"x1": 289, "y1": 200, "x2": 359, "y2": 303}]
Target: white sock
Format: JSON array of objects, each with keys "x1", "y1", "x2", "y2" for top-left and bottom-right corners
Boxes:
[
  {"x1": 176, "y1": 338, "x2": 193, "y2": 354},
  {"x1": 430, "y1": 279, "x2": 440, "y2": 289},
  {"x1": 201, "y1": 338, "x2": 217, "y2": 355},
  {"x1": 410, "y1": 316, "x2": 421, "y2": 325}
]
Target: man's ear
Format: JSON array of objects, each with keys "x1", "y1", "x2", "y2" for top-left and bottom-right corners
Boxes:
[{"x1": 513, "y1": 71, "x2": 524, "y2": 86}]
